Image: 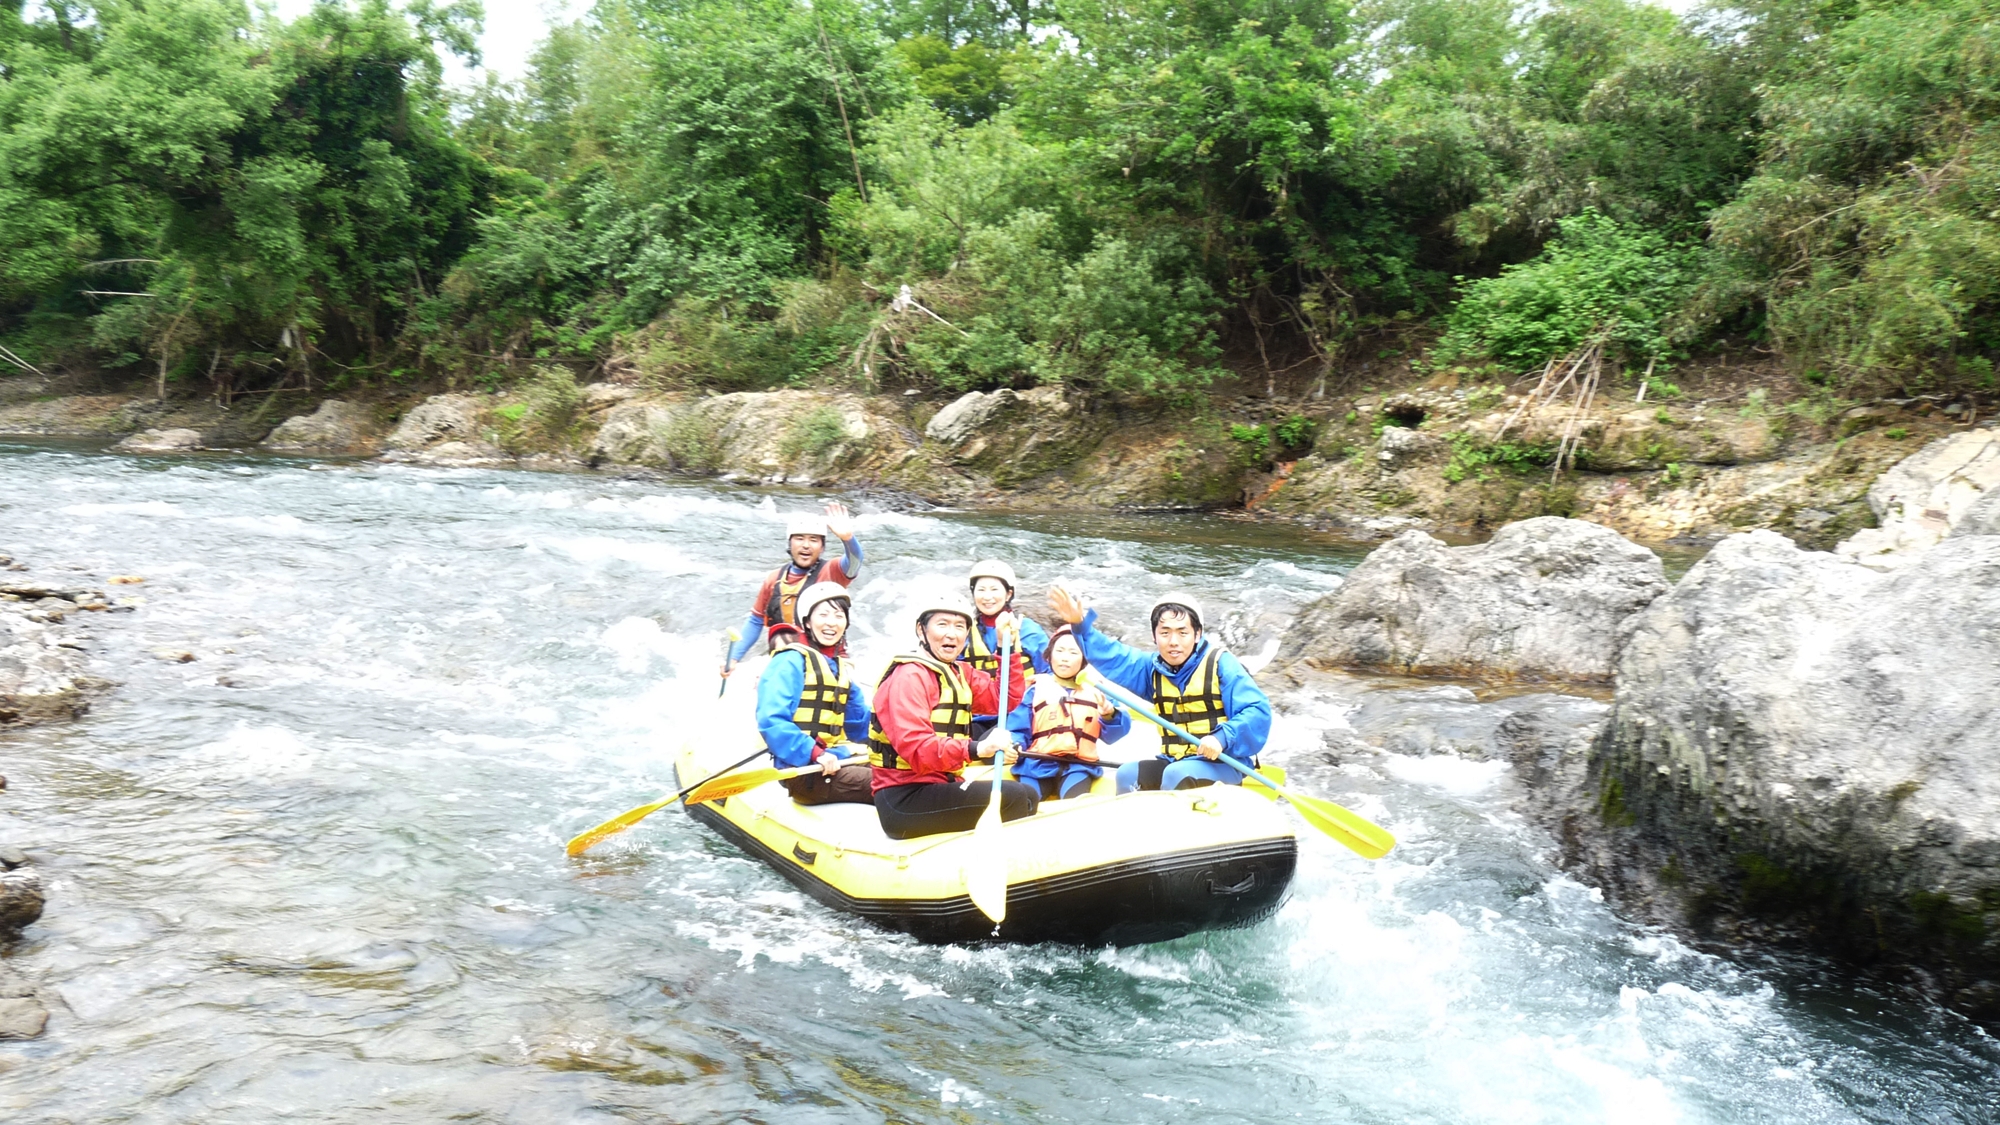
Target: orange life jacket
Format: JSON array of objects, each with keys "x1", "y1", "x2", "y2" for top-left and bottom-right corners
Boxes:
[
  {"x1": 1025, "y1": 674, "x2": 1104, "y2": 763},
  {"x1": 762, "y1": 558, "x2": 829, "y2": 649}
]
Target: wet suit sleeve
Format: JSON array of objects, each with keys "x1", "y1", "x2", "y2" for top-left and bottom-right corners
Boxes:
[
  {"x1": 1212, "y1": 652, "x2": 1272, "y2": 764},
  {"x1": 877, "y1": 663, "x2": 971, "y2": 775},
  {"x1": 833, "y1": 535, "x2": 863, "y2": 581},
  {"x1": 1098, "y1": 697, "x2": 1133, "y2": 744},
  {"x1": 730, "y1": 571, "x2": 780, "y2": 663},
  {"x1": 754, "y1": 650, "x2": 814, "y2": 768},
  {"x1": 1072, "y1": 608, "x2": 1159, "y2": 701}
]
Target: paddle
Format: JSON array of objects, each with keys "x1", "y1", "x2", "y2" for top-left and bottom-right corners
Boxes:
[
  {"x1": 684, "y1": 753, "x2": 865, "y2": 806},
  {"x1": 1086, "y1": 675, "x2": 1396, "y2": 860},
  {"x1": 718, "y1": 629, "x2": 741, "y2": 698},
  {"x1": 565, "y1": 743, "x2": 769, "y2": 857},
  {"x1": 964, "y1": 624, "x2": 1014, "y2": 924}
]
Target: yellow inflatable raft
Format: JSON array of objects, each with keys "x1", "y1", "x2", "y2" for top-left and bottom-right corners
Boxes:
[{"x1": 672, "y1": 731, "x2": 1298, "y2": 946}]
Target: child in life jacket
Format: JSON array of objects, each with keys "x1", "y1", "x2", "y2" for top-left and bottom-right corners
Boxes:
[{"x1": 1004, "y1": 625, "x2": 1129, "y2": 800}]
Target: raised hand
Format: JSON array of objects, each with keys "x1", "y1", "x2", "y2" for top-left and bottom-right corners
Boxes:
[
  {"x1": 823, "y1": 500, "x2": 855, "y2": 541},
  {"x1": 1047, "y1": 583, "x2": 1086, "y2": 625}
]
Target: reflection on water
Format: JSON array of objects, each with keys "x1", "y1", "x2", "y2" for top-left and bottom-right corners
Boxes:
[{"x1": 0, "y1": 445, "x2": 1990, "y2": 1124}]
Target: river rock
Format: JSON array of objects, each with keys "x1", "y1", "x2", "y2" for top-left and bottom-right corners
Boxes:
[
  {"x1": 111, "y1": 427, "x2": 202, "y2": 453},
  {"x1": 591, "y1": 390, "x2": 906, "y2": 481},
  {"x1": 1836, "y1": 431, "x2": 2000, "y2": 569},
  {"x1": 261, "y1": 399, "x2": 377, "y2": 454},
  {"x1": 1277, "y1": 517, "x2": 1669, "y2": 682},
  {"x1": 925, "y1": 389, "x2": 1016, "y2": 446},
  {"x1": 1, "y1": 602, "x2": 108, "y2": 725},
  {"x1": 0, "y1": 864, "x2": 42, "y2": 935},
  {"x1": 1585, "y1": 529, "x2": 2000, "y2": 1021},
  {"x1": 0, "y1": 964, "x2": 48, "y2": 1040},
  {"x1": 382, "y1": 394, "x2": 486, "y2": 451}
]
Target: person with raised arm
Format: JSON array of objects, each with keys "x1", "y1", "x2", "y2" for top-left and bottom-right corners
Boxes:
[
  {"x1": 722, "y1": 501, "x2": 863, "y2": 676},
  {"x1": 1046, "y1": 585, "x2": 1271, "y2": 793}
]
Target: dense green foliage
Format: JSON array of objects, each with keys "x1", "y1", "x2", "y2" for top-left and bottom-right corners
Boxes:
[{"x1": 3, "y1": 0, "x2": 1997, "y2": 399}]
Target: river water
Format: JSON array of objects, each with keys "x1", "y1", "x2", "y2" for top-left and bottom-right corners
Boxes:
[{"x1": 1, "y1": 442, "x2": 1995, "y2": 1123}]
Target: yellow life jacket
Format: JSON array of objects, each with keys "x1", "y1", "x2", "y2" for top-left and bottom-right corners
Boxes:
[
  {"x1": 866, "y1": 653, "x2": 974, "y2": 771},
  {"x1": 775, "y1": 643, "x2": 849, "y2": 747},
  {"x1": 1154, "y1": 647, "x2": 1226, "y2": 758},
  {"x1": 1025, "y1": 674, "x2": 1103, "y2": 763},
  {"x1": 965, "y1": 615, "x2": 1011, "y2": 675}
]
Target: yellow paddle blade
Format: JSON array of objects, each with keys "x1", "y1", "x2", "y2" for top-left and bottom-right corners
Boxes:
[
  {"x1": 565, "y1": 796, "x2": 677, "y2": 857},
  {"x1": 684, "y1": 766, "x2": 786, "y2": 806},
  {"x1": 1283, "y1": 790, "x2": 1396, "y2": 859},
  {"x1": 964, "y1": 802, "x2": 1009, "y2": 923}
]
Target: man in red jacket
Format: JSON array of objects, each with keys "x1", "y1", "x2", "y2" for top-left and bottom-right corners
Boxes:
[{"x1": 866, "y1": 590, "x2": 1037, "y2": 840}]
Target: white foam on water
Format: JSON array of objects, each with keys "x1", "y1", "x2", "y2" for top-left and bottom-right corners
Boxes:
[
  {"x1": 1381, "y1": 752, "x2": 1513, "y2": 796},
  {"x1": 210, "y1": 513, "x2": 329, "y2": 538},
  {"x1": 542, "y1": 535, "x2": 712, "y2": 575},
  {"x1": 60, "y1": 500, "x2": 184, "y2": 517},
  {"x1": 191, "y1": 723, "x2": 321, "y2": 778}
]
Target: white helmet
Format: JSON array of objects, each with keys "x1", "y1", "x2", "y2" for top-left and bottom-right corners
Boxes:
[
  {"x1": 785, "y1": 513, "x2": 827, "y2": 540},
  {"x1": 911, "y1": 586, "x2": 976, "y2": 631},
  {"x1": 1148, "y1": 593, "x2": 1205, "y2": 633},
  {"x1": 967, "y1": 559, "x2": 1017, "y2": 590},
  {"x1": 795, "y1": 581, "x2": 852, "y2": 629}
]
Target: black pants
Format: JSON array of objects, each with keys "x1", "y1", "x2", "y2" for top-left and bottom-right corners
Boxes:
[
  {"x1": 781, "y1": 763, "x2": 876, "y2": 806},
  {"x1": 875, "y1": 780, "x2": 1039, "y2": 840}
]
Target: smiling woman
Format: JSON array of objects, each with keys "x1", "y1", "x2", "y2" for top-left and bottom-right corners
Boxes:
[{"x1": 0, "y1": 443, "x2": 1997, "y2": 1121}]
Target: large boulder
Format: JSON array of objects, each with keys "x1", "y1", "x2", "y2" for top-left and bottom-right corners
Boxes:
[
  {"x1": 261, "y1": 400, "x2": 377, "y2": 454},
  {"x1": 1277, "y1": 517, "x2": 1669, "y2": 682},
  {"x1": 1836, "y1": 430, "x2": 2000, "y2": 569},
  {"x1": 1586, "y1": 529, "x2": 2000, "y2": 1020},
  {"x1": 111, "y1": 427, "x2": 202, "y2": 453},
  {"x1": 382, "y1": 394, "x2": 486, "y2": 451},
  {"x1": 590, "y1": 390, "x2": 910, "y2": 482}
]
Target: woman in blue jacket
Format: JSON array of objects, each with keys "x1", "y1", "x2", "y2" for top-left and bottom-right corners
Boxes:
[
  {"x1": 1004, "y1": 625, "x2": 1131, "y2": 799},
  {"x1": 753, "y1": 582, "x2": 874, "y2": 804},
  {"x1": 1046, "y1": 586, "x2": 1271, "y2": 793}
]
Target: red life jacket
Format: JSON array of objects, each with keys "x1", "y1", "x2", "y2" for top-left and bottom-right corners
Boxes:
[{"x1": 1025, "y1": 674, "x2": 1104, "y2": 763}]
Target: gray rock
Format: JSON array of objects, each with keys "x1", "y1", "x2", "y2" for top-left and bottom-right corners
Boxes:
[
  {"x1": 0, "y1": 965, "x2": 48, "y2": 1040},
  {"x1": 926, "y1": 389, "x2": 1019, "y2": 447},
  {"x1": 382, "y1": 394, "x2": 486, "y2": 451},
  {"x1": 1277, "y1": 517, "x2": 1669, "y2": 683},
  {"x1": 0, "y1": 865, "x2": 42, "y2": 934},
  {"x1": 1949, "y1": 486, "x2": 2000, "y2": 540},
  {"x1": 111, "y1": 427, "x2": 203, "y2": 453},
  {"x1": 1376, "y1": 425, "x2": 1444, "y2": 467},
  {"x1": 1837, "y1": 431, "x2": 2000, "y2": 568},
  {"x1": 0, "y1": 846, "x2": 25, "y2": 869},
  {"x1": 1586, "y1": 530, "x2": 2000, "y2": 1021},
  {"x1": 1, "y1": 603, "x2": 109, "y2": 725},
  {"x1": 261, "y1": 399, "x2": 376, "y2": 453}
]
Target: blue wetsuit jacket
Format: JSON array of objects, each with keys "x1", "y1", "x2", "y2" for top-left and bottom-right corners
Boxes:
[
  {"x1": 1070, "y1": 608, "x2": 1271, "y2": 766},
  {"x1": 754, "y1": 647, "x2": 871, "y2": 769}
]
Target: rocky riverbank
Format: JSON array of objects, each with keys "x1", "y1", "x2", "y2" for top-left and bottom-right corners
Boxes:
[
  {"x1": 1275, "y1": 436, "x2": 2000, "y2": 1025},
  {"x1": 1, "y1": 365, "x2": 1977, "y2": 549}
]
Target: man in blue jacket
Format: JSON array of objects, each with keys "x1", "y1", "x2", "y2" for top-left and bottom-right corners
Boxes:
[
  {"x1": 1047, "y1": 585, "x2": 1271, "y2": 793},
  {"x1": 754, "y1": 582, "x2": 874, "y2": 804}
]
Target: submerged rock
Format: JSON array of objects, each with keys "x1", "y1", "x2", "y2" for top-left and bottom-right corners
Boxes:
[
  {"x1": 1836, "y1": 430, "x2": 2000, "y2": 569},
  {"x1": 1277, "y1": 517, "x2": 1669, "y2": 683},
  {"x1": 111, "y1": 427, "x2": 202, "y2": 453},
  {"x1": 261, "y1": 400, "x2": 378, "y2": 454},
  {"x1": 1580, "y1": 529, "x2": 2000, "y2": 1021},
  {"x1": 1, "y1": 601, "x2": 109, "y2": 724},
  {"x1": 0, "y1": 963, "x2": 49, "y2": 1040},
  {"x1": 0, "y1": 863, "x2": 41, "y2": 935}
]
